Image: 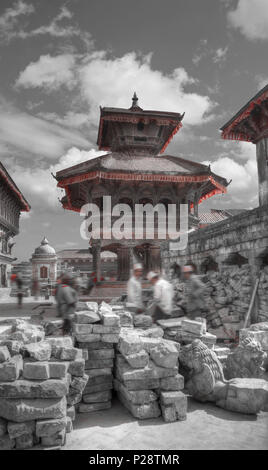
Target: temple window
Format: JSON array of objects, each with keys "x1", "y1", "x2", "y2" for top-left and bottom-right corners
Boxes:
[{"x1": 40, "y1": 266, "x2": 48, "y2": 278}]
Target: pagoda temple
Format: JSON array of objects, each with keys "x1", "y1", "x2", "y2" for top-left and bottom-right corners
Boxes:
[
  {"x1": 56, "y1": 94, "x2": 228, "y2": 282},
  {"x1": 221, "y1": 84, "x2": 268, "y2": 206}
]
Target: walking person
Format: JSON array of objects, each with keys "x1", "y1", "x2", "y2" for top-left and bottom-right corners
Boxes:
[
  {"x1": 147, "y1": 271, "x2": 174, "y2": 322},
  {"x1": 182, "y1": 265, "x2": 206, "y2": 319},
  {"x1": 56, "y1": 273, "x2": 78, "y2": 335},
  {"x1": 16, "y1": 271, "x2": 23, "y2": 308},
  {"x1": 127, "y1": 263, "x2": 144, "y2": 313}
]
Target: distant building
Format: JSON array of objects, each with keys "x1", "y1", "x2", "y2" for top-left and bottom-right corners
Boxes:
[
  {"x1": 31, "y1": 237, "x2": 57, "y2": 287},
  {"x1": 0, "y1": 161, "x2": 30, "y2": 287},
  {"x1": 199, "y1": 209, "x2": 247, "y2": 228},
  {"x1": 57, "y1": 248, "x2": 117, "y2": 279}
]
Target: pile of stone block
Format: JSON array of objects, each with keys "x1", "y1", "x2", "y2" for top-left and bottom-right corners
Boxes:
[
  {"x1": 114, "y1": 327, "x2": 187, "y2": 422},
  {"x1": 0, "y1": 319, "x2": 87, "y2": 450},
  {"x1": 239, "y1": 321, "x2": 268, "y2": 370},
  {"x1": 202, "y1": 265, "x2": 253, "y2": 338},
  {"x1": 157, "y1": 317, "x2": 216, "y2": 349},
  {"x1": 73, "y1": 301, "x2": 120, "y2": 413},
  {"x1": 257, "y1": 267, "x2": 268, "y2": 322}
]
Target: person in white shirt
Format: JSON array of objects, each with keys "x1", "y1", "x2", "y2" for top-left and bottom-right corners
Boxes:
[
  {"x1": 147, "y1": 271, "x2": 174, "y2": 322},
  {"x1": 127, "y1": 263, "x2": 144, "y2": 312}
]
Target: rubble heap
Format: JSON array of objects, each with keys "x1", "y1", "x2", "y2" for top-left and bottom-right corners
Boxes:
[
  {"x1": 73, "y1": 302, "x2": 121, "y2": 413},
  {"x1": 0, "y1": 320, "x2": 87, "y2": 450},
  {"x1": 202, "y1": 265, "x2": 253, "y2": 338},
  {"x1": 114, "y1": 327, "x2": 187, "y2": 422}
]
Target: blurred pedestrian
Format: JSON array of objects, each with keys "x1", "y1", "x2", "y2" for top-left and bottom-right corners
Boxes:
[
  {"x1": 127, "y1": 263, "x2": 144, "y2": 313},
  {"x1": 16, "y1": 271, "x2": 23, "y2": 308},
  {"x1": 147, "y1": 271, "x2": 174, "y2": 322},
  {"x1": 182, "y1": 265, "x2": 206, "y2": 319},
  {"x1": 56, "y1": 273, "x2": 78, "y2": 335}
]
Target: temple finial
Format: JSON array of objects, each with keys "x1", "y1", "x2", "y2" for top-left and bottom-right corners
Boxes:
[{"x1": 132, "y1": 92, "x2": 138, "y2": 108}]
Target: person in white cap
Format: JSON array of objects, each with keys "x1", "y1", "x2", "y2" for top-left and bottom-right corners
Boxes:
[
  {"x1": 147, "y1": 271, "x2": 174, "y2": 322},
  {"x1": 127, "y1": 263, "x2": 144, "y2": 312},
  {"x1": 182, "y1": 265, "x2": 206, "y2": 319}
]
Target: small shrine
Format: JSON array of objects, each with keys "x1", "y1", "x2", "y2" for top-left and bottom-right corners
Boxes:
[{"x1": 31, "y1": 237, "x2": 57, "y2": 286}]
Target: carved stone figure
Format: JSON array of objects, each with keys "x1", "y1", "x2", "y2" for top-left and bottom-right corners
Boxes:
[
  {"x1": 225, "y1": 335, "x2": 266, "y2": 379},
  {"x1": 179, "y1": 339, "x2": 268, "y2": 414}
]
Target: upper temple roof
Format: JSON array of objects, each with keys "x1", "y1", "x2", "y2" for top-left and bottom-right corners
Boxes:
[
  {"x1": 96, "y1": 94, "x2": 184, "y2": 155},
  {"x1": 0, "y1": 161, "x2": 30, "y2": 212}
]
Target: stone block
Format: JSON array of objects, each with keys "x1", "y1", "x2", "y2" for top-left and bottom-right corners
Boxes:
[
  {"x1": 45, "y1": 337, "x2": 73, "y2": 355},
  {"x1": 125, "y1": 350, "x2": 149, "y2": 369},
  {"x1": 0, "y1": 378, "x2": 69, "y2": 398},
  {"x1": 0, "y1": 435, "x2": 15, "y2": 450},
  {"x1": 160, "y1": 374, "x2": 184, "y2": 391},
  {"x1": 83, "y1": 382, "x2": 113, "y2": 394},
  {"x1": 160, "y1": 391, "x2": 187, "y2": 422},
  {"x1": 0, "y1": 397, "x2": 67, "y2": 422},
  {"x1": 72, "y1": 324, "x2": 93, "y2": 334},
  {"x1": 69, "y1": 374, "x2": 88, "y2": 394},
  {"x1": 74, "y1": 311, "x2": 100, "y2": 324},
  {"x1": 118, "y1": 335, "x2": 142, "y2": 356},
  {"x1": 85, "y1": 358, "x2": 114, "y2": 369},
  {"x1": 0, "y1": 354, "x2": 23, "y2": 382},
  {"x1": 150, "y1": 341, "x2": 179, "y2": 368},
  {"x1": 101, "y1": 333, "x2": 120, "y2": 343},
  {"x1": 0, "y1": 346, "x2": 10, "y2": 363},
  {"x1": 67, "y1": 392, "x2": 82, "y2": 406},
  {"x1": 68, "y1": 358, "x2": 85, "y2": 377},
  {"x1": 75, "y1": 334, "x2": 101, "y2": 343},
  {"x1": 24, "y1": 342, "x2": 51, "y2": 361},
  {"x1": 49, "y1": 361, "x2": 69, "y2": 379},
  {"x1": 114, "y1": 379, "x2": 157, "y2": 405},
  {"x1": 83, "y1": 390, "x2": 112, "y2": 403},
  {"x1": 85, "y1": 368, "x2": 112, "y2": 379},
  {"x1": 23, "y1": 361, "x2": 50, "y2": 380},
  {"x1": 67, "y1": 406, "x2": 75, "y2": 421},
  {"x1": 217, "y1": 378, "x2": 268, "y2": 414},
  {"x1": 78, "y1": 341, "x2": 114, "y2": 350},
  {"x1": 78, "y1": 402, "x2": 112, "y2": 413},
  {"x1": 0, "y1": 417, "x2": 7, "y2": 437},
  {"x1": 7, "y1": 420, "x2": 35, "y2": 439},
  {"x1": 92, "y1": 325, "x2": 120, "y2": 334},
  {"x1": 0, "y1": 340, "x2": 22, "y2": 356},
  {"x1": 36, "y1": 417, "x2": 67, "y2": 437},
  {"x1": 87, "y1": 349, "x2": 115, "y2": 360},
  {"x1": 116, "y1": 356, "x2": 177, "y2": 382},
  {"x1": 82, "y1": 349, "x2": 88, "y2": 360},
  {"x1": 117, "y1": 391, "x2": 161, "y2": 419},
  {"x1": 101, "y1": 312, "x2": 120, "y2": 327},
  {"x1": 41, "y1": 429, "x2": 66, "y2": 447},
  {"x1": 121, "y1": 378, "x2": 160, "y2": 391},
  {"x1": 54, "y1": 347, "x2": 82, "y2": 361},
  {"x1": 66, "y1": 416, "x2": 73, "y2": 433},
  {"x1": 133, "y1": 314, "x2": 153, "y2": 328},
  {"x1": 181, "y1": 319, "x2": 205, "y2": 336}
]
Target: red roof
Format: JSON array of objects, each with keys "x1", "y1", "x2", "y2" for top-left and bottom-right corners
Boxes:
[{"x1": 0, "y1": 162, "x2": 30, "y2": 212}]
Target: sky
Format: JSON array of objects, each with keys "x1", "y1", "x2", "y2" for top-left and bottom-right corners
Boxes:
[{"x1": 0, "y1": 0, "x2": 267, "y2": 261}]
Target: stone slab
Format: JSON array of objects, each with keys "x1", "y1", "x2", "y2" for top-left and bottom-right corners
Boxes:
[{"x1": 0, "y1": 396, "x2": 67, "y2": 422}]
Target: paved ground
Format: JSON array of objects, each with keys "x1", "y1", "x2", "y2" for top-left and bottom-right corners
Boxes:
[{"x1": 65, "y1": 397, "x2": 268, "y2": 450}]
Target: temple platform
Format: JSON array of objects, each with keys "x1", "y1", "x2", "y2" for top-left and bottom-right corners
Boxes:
[{"x1": 80, "y1": 280, "x2": 152, "y2": 303}]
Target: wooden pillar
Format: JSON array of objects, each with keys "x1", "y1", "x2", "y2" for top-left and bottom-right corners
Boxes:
[
  {"x1": 117, "y1": 246, "x2": 130, "y2": 281},
  {"x1": 92, "y1": 241, "x2": 101, "y2": 282},
  {"x1": 256, "y1": 137, "x2": 268, "y2": 206},
  {"x1": 148, "y1": 245, "x2": 161, "y2": 273}
]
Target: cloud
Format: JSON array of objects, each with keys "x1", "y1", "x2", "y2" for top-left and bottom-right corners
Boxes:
[
  {"x1": 0, "y1": 0, "x2": 34, "y2": 41},
  {"x1": 9, "y1": 147, "x2": 106, "y2": 211},
  {"x1": 15, "y1": 50, "x2": 215, "y2": 127},
  {"x1": 78, "y1": 52, "x2": 214, "y2": 126},
  {"x1": 0, "y1": 98, "x2": 89, "y2": 159},
  {"x1": 255, "y1": 74, "x2": 268, "y2": 91},
  {"x1": 202, "y1": 141, "x2": 258, "y2": 208},
  {"x1": 16, "y1": 54, "x2": 77, "y2": 91},
  {"x1": 227, "y1": 0, "x2": 268, "y2": 40},
  {"x1": 212, "y1": 46, "x2": 228, "y2": 64},
  {"x1": 0, "y1": 3, "x2": 92, "y2": 46},
  {"x1": 192, "y1": 40, "x2": 228, "y2": 67}
]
